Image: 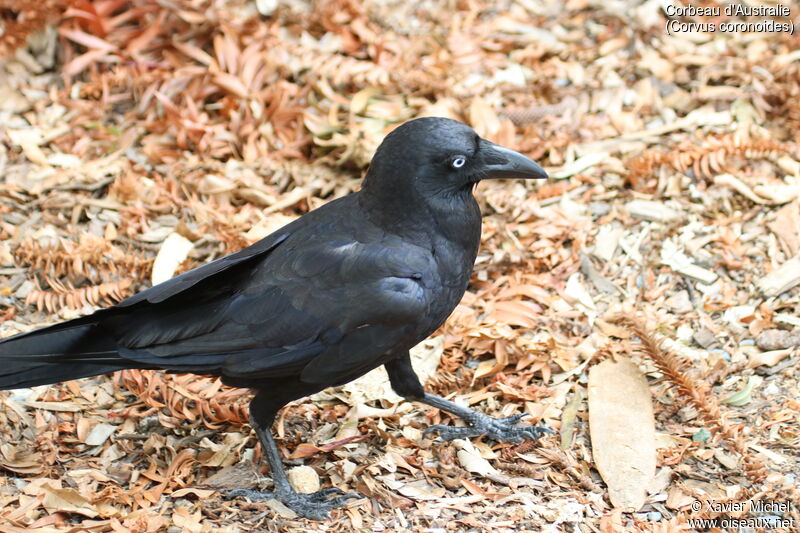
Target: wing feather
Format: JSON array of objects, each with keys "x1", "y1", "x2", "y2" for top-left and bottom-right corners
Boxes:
[{"x1": 94, "y1": 199, "x2": 436, "y2": 382}]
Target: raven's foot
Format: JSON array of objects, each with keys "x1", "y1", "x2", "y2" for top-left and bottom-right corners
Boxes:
[
  {"x1": 227, "y1": 487, "x2": 360, "y2": 520},
  {"x1": 424, "y1": 412, "x2": 554, "y2": 444}
]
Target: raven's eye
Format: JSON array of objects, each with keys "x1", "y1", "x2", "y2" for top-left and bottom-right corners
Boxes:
[{"x1": 451, "y1": 156, "x2": 467, "y2": 169}]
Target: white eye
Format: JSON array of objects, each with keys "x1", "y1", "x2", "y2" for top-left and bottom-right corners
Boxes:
[{"x1": 451, "y1": 156, "x2": 466, "y2": 168}]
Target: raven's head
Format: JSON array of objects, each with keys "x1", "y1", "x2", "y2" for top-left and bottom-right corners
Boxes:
[{"x1": 362, "y1": 117, "x2": 547, "y2": 200}]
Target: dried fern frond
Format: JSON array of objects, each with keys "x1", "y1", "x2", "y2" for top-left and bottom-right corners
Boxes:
[
  {"x1": 615, "y1": 316, "x2": 767, "y2": 482},
  {"x1": 763, "y1": 62, "x2": 800, "y2": 131},
  {"x1": 303, "y1": 53, "x2": 393, "y2": 88},
  {"x1": 116, "y1": 370, "x2": 251, "y2": 428},
  {"x1": 627, "y1": 135, "x2": 794, "y2": 192},
  {"x1": 424, "y1": 368, "x2": 475, "y2": 398},
  {"x1": 25, "y1": 278, "x2": 133, "y2": 313},
  {"x1": 14, "y1": 236, "x2": 153, "y2": 282}
]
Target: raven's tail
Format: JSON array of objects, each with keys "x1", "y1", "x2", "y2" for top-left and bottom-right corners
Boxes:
[{"x1": 0, "y1": 317, "x2": 138, "y2": 390}]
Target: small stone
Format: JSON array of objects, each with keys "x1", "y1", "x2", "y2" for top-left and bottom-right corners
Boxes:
[
  {"x1": 588, "y1": 201, "x2": 611, "y2": 217},
  {"x1": 756, "y1": 256, "x2": 800, "y2": 297},
  {"x1": 626, "y1": 200, "x2": 683, "y2": 223},
  {"x1": 287, "y1": 465, "x2": 320, "y2": 494},
  {"x1": 714, "y1": 448, "x2": 739, "y2": 469},
  {"x1": 677, "y1": 324, "x2": 694, "y2": 343},
  {"x1": 756, "y1": 329, "x2": 800, "y2": 351},
  {"x1": 693, "y1": 327, "x2": 718, "y2": 349},
  {"x1": 14, "y1": 280, "x2": 34, "y2": 299},
  {"x1": 256, "y1": 0, "x2": 279, "y2": 16},
  {"x1": 664, "y1": 290, "x2": 692, "y2": 314},
  {"x1": 723, "y1": 305, "x2": 756, "y2": 328},
  {"x1": 709, "y1": 348, "x2": 731, "y2": 362},
  {"x1": 692, "y1": 428, "x2": 711, "y2": 442}
]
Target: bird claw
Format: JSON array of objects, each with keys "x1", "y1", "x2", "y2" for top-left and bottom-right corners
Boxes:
[
  {"x1": 226, "y1": 487, "x2": 361, "y2": 520},
  {"x1": 424, "y1": 412, "x2": 553, "y2": 444},
  {"x1": 500, "y1": 413, "x2": 528, "y2": 424}
]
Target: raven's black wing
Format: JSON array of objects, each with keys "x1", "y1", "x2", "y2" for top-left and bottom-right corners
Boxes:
[
  {"x1": 101, "y1": 196, "x2": 438, "y2": 383},
  {"x1": 116, "y1": 231, "x2": 291, "y2": 307},
  {"x1": 0, "y1": 217, "x2": 296, "y2": 388}
]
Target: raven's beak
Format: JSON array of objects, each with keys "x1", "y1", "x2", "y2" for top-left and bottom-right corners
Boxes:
[{"x1": 479, "y1": 139, "x2": 548, "y2": 180}]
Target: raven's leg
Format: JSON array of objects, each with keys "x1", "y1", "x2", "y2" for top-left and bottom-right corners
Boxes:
[
  {"x1": 385, "y1": 352, "x2": 553, "y2": 443},
  {"x1": 227, "y1": 391, "x2": 359, "y2": 520}
]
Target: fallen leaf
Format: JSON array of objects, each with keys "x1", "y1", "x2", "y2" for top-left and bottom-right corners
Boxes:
[
  {"x1": 288, "y1": 435, "x2": 368, "y2": 460},
  {"x1": 287, "y1": 465, "x2": 321, "y2": 494},
  {"x1": 6, "y1": 128, "x2": 49, "y2": 166},
  {"x1": 560, "y1": 386, "x2": 582, "y2": 450},
  {"x1": 172, "y1": 507, "x2": 203, "y2": 533},
  {"x1": 468, "y1": 97, "x2": 501, "y2": 139},
  {"x1": 0, "y1": 444, "x2": 43, "y2": 475},
  {"x1": 151, "y1": 232, "x2": 194, "y2": 284},
  {"x1": 722, "y1": 376, "x2": 761, "y2": 406},
  {"x1": 84, "y1": 422, "x2": 117, "y2": 446},
  {"x1": 768, "y1": 201, "x2": 800, "y2": 257},
  {"x1": 454, "y1": 439, "x2": 498, "y2": 477},
  {"x1": 40, "y1": 482, "x2": 99, "y2": 517},
  {"x1": 748, "y1": 348, "x2": 794, "y2": 368},
  {"x1": 171, "y1": 488, "x2": 217, "y2": 499},
  {"x1": 551, "y1": 152, "x2": 608, "y2": 179},
  {"x1": 589, "y1": 358, "x2": 655, "y2": 511}
]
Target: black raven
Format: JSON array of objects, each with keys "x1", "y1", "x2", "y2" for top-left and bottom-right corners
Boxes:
[{"x1": 0, "y1": 117, "x2": 550, "y2": 519}]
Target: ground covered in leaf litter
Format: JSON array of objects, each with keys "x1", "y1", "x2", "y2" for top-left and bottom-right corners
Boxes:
[{"x1": 0, "y1": 0, "x2": 799, "y2": 531}]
